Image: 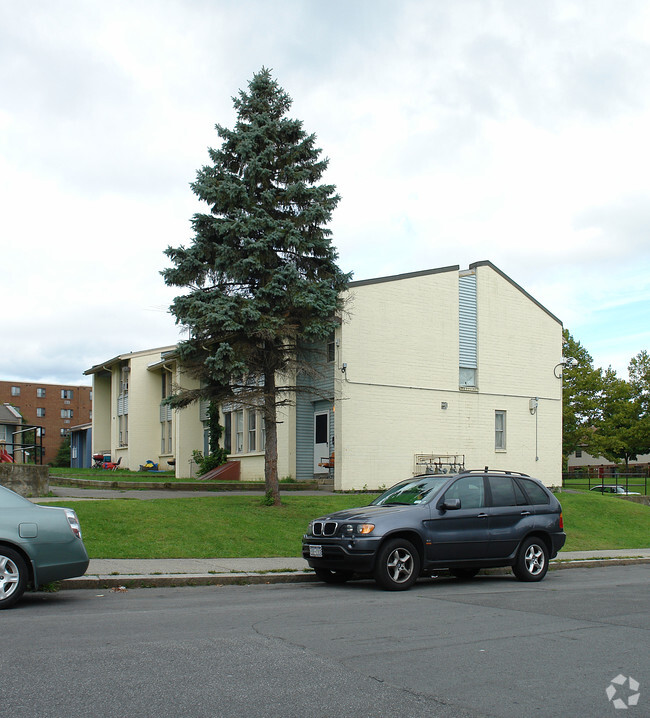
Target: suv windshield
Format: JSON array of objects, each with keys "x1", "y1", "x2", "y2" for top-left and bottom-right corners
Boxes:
[{"x1": 371, "y1": 476, "x2": 449, "y2": 506}]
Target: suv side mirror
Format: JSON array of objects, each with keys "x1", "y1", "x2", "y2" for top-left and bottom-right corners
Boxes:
[{"x1": 440, "y1": 498, "x2": 461, "y2": 511}]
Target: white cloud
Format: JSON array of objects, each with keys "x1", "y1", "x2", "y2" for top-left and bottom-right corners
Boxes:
[{"x1": 0, "y1": 0, "x2": 649, "y2": 383}]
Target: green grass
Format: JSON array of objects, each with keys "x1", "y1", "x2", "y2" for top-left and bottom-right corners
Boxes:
[
  {"x1": 559, "y1": 492, "x2": 650, "y2": 551},
  {"x1": 45, "y1": 491, "x2": 648, "y2": 559},
  {"x1": 48, "y1": 494, "x2": 380, "y2": 558},
  {"x1": 50, "y1": 467, "x2": 192, "y2": 483}
]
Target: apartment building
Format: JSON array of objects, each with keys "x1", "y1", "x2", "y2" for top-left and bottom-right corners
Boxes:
[
  {"x1": 85, "y1": 261, "x2": 564, "y2": 488},
  {"x1": 0, "y1": 381, "x2": 92, "y2": 464}
]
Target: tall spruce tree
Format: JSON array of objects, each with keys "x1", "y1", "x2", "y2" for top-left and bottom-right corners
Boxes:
[{"x1": 162, "y1": 69, "x2": 350, "y2": 505}]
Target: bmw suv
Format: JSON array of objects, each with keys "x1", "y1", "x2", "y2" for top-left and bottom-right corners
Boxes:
[{"x1": 302, "y1": 470, "x2": 566, "y2": 590}]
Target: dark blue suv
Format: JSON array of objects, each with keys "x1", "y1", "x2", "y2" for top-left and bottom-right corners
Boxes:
[{"x1": 302, "y1": 470, "x2": 566, "y2": 590}]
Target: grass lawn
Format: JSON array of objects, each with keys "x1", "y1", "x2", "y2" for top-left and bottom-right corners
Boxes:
[
  {"x1": 559, "y1": 491, "x2": 650, "y2": 551},
  {"x1": 45, "y1": 491, "x2": 649, "y2": 559},
  {"x1": 50, "y1": 468, "x2": 195, "y2": 483}
]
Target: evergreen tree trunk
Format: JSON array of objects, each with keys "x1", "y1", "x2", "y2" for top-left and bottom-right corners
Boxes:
[{"x1": 264, "y1": 369, "x2": 280, "y2": 505}]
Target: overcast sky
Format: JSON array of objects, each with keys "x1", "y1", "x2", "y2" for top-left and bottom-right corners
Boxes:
[{"x1": 1, "y1": 0, "x2": 649, "y2": 386}]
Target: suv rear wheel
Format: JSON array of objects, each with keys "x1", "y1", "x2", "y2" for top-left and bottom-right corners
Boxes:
[
  {"x1": 374, "y1": 538, "x2": 420, "y2": 591},
  {"x1": 513, "y1": 537, "x2": 549, "y2": 582}
]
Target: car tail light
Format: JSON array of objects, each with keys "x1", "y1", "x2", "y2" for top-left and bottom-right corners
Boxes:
[
  {"x1": 65, "y1": 509, "x2": 83, "y2": 539},
  {"x1": 559, "y1": 512, "x2": 564, "y2": 530}
]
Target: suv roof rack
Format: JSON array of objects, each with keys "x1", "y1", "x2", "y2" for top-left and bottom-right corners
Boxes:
[{"x1": 459, "y1": 468, "x2": 531, "y2": 477}]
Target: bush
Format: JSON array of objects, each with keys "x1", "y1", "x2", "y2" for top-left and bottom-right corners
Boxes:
[{"x1": 192, "y1": 449, "x2": 228, "y2": 476}]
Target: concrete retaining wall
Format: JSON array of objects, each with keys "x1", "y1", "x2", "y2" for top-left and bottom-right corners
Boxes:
[{"x1": 0, "y1": 464, "x2": 49, "y2": 497}]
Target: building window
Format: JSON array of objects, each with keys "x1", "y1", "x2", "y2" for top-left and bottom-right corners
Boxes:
[
  {"x1": 327, "y1": 335, "x2": 335, "y2": 363},
  {"x1": 459, "y1": 272, "x2": 477, "y2": 387},
  {"x1": 247, "y1": 410, "x2": 257, "y2": 452},
  {"x1": 222, "y1": 408, "x2": 264, "y2": 455},
  {"x1": 495, "y1": 410, "x2": 506, "y2": 450},
  {"x1": 61, "y1": 389, "x2": 74, "y2": 399},
  {"x1": 118, "y1": 365, "x2": 129, "y2": 446},
  {"x1": 224, "y1": 412, "x2": 232, "y2": 454},
  {"x1": 160, "y1": 371, "x2": 173, "y2": 454},
  {"x1": 60, "y1": 428, "x2": 67, "y2": 436},
  {"x1": 61, "y1": 409, "x2": 73, "y2": 419},
  {"x1": 575, "y1": 450, "x2": 582, "y2": 458},
  {"x1": 119, "y1": 414, "x2": 129, "y2": 447},
  {"x1": 36, "y1": 408, "x2": 45, "y2": 418},
  {"x1": 235, "y1": 410, "x2": 244, "y2": 453},
  {"x1": 37, "y1": 387, "x2": 46, "y2": 398},
  {"x1": 11, "y1": 386, "x2": 20, "y2": 396}
]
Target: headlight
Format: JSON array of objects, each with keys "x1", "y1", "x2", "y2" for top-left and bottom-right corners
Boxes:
[{"x1": 343, "y1": 523, "x2": 375, "y2": 535}]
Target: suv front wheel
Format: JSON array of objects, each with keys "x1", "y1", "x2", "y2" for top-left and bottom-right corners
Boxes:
[
  {"x1": 374, "y1": 538, "x2": 420, "y2": 591},
  {"x1": 513, "y1": 537, "x2": 549, "y2": 582}
]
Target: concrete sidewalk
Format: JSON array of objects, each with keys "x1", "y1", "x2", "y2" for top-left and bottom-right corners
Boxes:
[{"x1": 61, "y1": 549, "x2": 650, "y2": 590}]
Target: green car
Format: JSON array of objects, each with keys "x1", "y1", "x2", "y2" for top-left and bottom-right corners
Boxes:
[{"x1": 0, "y1": 484, "x2": 89, "y2": 609}]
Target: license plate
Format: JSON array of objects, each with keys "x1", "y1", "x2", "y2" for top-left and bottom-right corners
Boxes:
[{"x1": 309, "y1": 545, "x2": 323, "y2": 558}]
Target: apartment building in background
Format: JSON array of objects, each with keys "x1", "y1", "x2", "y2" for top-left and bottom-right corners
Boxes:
[
  {"x1": 0, "y1": 380, "x2": 92, "y2": 464},
  {"x1": 85, "y1": 261, "x2": 565, "y2": 488}
]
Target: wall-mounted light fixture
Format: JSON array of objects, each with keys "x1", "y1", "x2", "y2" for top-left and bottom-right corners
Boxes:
[
  {"x1": 441, "y1": 402, "x2": 448, "y2": 410},
  {"x1": 554, "y1": 357, "x2": 578, "y2": 378},
  {"x1": 529, "y1": 397, "x2": 538, "y2": 415}
]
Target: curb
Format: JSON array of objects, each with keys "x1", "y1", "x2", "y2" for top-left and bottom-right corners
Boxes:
[{"x1": 61, "y1": 557, "x2": 650, "y2": 591}]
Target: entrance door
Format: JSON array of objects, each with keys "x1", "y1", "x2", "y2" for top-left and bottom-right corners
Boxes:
[{"x1": 313, "y1": 411, "x2": 330, "y2": 474}]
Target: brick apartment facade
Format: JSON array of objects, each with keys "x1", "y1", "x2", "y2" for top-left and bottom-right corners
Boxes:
[{"x1": 0, "y1": 380, "x2": 92, "y2": 465}]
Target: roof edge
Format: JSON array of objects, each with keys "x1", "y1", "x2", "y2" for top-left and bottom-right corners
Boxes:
[
  {"x1": 348, "y1": 264, "x2": 460, "y2": 288},
  {"x1": 469, "y1": 260, "x2": 563, "y2": 326}
]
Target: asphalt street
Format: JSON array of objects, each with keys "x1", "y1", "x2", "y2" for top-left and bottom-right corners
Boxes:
[{"x1": 4, "y1": 564, "x2": 648, "y2": 718}]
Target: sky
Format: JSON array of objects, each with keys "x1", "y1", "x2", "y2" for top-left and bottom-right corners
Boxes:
[{"x1": 1, "y1": 0, "x2": 649, "y2": 386}]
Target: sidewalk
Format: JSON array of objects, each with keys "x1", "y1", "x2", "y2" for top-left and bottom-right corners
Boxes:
[{"x1": 60, "y1": 549, "x2": 650, "y2": 590}]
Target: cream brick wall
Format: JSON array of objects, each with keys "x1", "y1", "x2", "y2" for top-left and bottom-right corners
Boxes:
[{"x1": 334, "y1": 264, "x2": 563, "y2": 490}]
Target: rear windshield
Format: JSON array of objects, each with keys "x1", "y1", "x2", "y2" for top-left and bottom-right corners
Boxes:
[{"x1": 371, "y1": 476, "x2": 449, "y2": 506}]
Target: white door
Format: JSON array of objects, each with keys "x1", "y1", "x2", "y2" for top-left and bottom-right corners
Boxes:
[{"x1": 314, "y1": 411, "x2": 329, "y2": 474}]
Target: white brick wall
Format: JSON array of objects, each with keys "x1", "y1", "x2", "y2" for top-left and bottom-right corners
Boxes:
[{"x1": 334, "y1": 264, "x2": 563, "y2": 489}]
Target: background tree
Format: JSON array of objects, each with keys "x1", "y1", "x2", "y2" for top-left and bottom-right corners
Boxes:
[
  {"x1": 593, "y1": 367, "x2": 649, "y2": 468},
  {"x1": 592, "y1": 352, "x2": 650, "y2": 469},
  {"x1": 561, "y1": 330, "x2": 604, "y2": 467},
  {"x1": 162, "y1": 68, "x2": 350, "y2": 505},
  {"x1": 52, "y1": 435, "x2": 71, "y2": 468}
]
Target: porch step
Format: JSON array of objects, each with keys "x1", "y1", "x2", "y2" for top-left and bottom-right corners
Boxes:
[{"x1": 315, "y1": 475, "x2": 334, "y2": 491}]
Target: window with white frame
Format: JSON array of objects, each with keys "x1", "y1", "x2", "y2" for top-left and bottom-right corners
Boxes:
[
  {"x1": 11, "y1": 386, "x2": 20, "y2": 396},
  {"x1": 495, "y1": 410, "x2": 506, "y2": 450},
  {"x1": 61, "y1": 389, "x2": 74, "y2": 399},
  {"x1": 118, "y1": 365, "x2": 129, "y2": 446},
  {"x1": 222, "y1": 408, "x2": 265, "y2": 455},
  {"x1": 36, "y1": 408, "x2": 45, "y2": 418},
  {"x1": 235, "y1": 410, "x2": 244, "y2": 453},
  {"x1": 37, "y1": 387, "x2": 46, "y2": 398},
  {"x1": 60, "y1": 409, "x2": 73, "y2": 419},
  {"x1": 160, "y1": 370, "x2": 173, "y2": 454},
  {"x1": 459, "y1": 272, "x2": 477, "y2": 387},
  {"x1": 247, "y1": 410, "x2": 257, "y2": 452}
]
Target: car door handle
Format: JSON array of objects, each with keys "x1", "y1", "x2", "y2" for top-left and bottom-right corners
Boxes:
[
  {"x1": 520, "y1": 511, "x2": 532, "y2": 516},
  {"x1": 477, "y1": 513, "x2": 488, "y2": 518}
]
